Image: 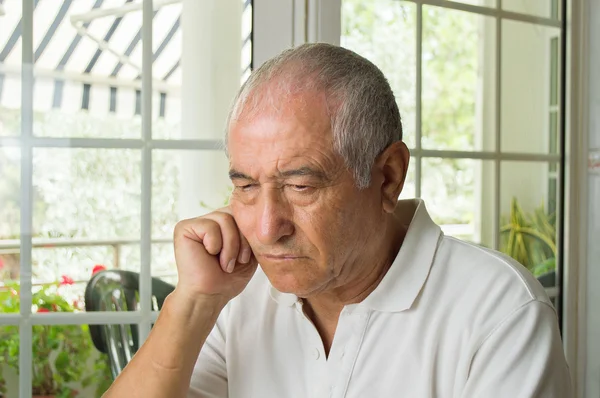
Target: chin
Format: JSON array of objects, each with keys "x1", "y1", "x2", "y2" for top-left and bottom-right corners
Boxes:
[{"x1": 260, "y1": 264, "x2": 320, "y2": 297}]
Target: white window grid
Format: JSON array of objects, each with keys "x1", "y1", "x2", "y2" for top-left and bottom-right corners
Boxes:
[
  {"x1": 0, "y1": 0, "x2": 566, "y2": 396},
  {"x1": 0, "y1": 0, "x2": 253, "y2": 396},
  {"x1": 384, "y1": 0, "x2": 565, "y2": 302}
]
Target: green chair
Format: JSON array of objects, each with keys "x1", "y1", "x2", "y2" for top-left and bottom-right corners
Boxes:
[{"x1": 84, "y1": 270, "x2": 175, "y2": 379}]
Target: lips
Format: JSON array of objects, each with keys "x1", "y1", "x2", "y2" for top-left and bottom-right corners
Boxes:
[{"x1": 262, "y1": 254, "x2": 304, "y2": 260}]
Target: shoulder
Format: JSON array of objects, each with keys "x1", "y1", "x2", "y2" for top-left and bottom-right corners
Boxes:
[
  {"x1": 435, "y1": 235, "x2": 550, "y2": 304},
  {"x1": 422, "y1": 235, "x2": 555, "y2": 337}
]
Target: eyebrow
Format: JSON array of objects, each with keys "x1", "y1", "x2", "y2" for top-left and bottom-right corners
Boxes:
[
  {"x1": 229, "y1": 169, "x2": 255, "y2": 181},
  {"x1": 228, "y1": 167, "x2": 327, "y2": 181},
  {"x1": 279, "y1": 167, "x2": 327, "y2": 179}
]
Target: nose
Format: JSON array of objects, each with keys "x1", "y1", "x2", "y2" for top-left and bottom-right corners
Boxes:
[{"x1": 255, "y1": 188, "x2": 294, "y2": 245}]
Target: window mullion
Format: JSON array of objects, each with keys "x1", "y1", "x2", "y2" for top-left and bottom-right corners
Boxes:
[
  {"x1": 19, "y1": 0, "x2": 34, "y2": 396},
  {"x1": 415, "y1": 2, "x2": 423, "y2": 198},
  {"x1": 492, "y1": 3, "x2": 502, "y2": 251},
  {"x1": 139, "y1": 0, "x2": 154, "y2": 345}
]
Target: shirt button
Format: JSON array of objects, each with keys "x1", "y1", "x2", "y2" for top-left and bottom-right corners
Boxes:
[{"x1": 313, "y1": 348, "x2": 320, "y2": 360}]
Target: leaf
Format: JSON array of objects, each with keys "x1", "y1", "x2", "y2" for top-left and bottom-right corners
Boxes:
[{"x1": 55, "y1": 350, "x2": 70, "y2": 370}]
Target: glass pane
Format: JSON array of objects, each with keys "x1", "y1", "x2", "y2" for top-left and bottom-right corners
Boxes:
[
  {"x1": 154, "y1": 0, "x2": 251, "y2": 140},
  {"x1": 31, "y1": 148, "x2": 141, "y2": 295},
  {"x1": 30, "y1": 324, "x2": 112, "y2": 397},
  {"x1": 0, "y1": 325, "x2": 20, "y2": 397},
  {"x1": 32, "y1": 1, "x2": 144, "y2": 138},
  {"x1": 152, "y1": 150, "x2": 230, "y2": 282},
  {"x1": 341, "y1": 0, "x2": 417, "y2": 149},
  {"x1": 422, "y1": 158, "x2": 495, "y2": 247},
  {"x1": 501, "y1": 20, "x2": 561, "y2": 153},
  {"x1": 500, "y1": 161, "x2": 557, "y2": 280},
  {"x1": 503, "y1": 0, "x2": 557, "y2": 19},
  {"x1": 0, "y1": 0, "x2": 21, "y2": 137},
  {"x1": 422, "y1": 7, "x2": 495, "y2": 152},
  {"x1": 0, "y1": 147, "x2": 20, "y2": 312}
]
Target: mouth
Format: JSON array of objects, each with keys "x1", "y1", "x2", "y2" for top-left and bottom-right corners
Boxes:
[{"x1": 262, "y1": 254, "x2": 305, "y2": 260}]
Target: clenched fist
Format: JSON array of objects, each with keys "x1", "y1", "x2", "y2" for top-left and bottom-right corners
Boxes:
[{"x1": 172, "y1": 207, "x2": 258, "y2": 301}]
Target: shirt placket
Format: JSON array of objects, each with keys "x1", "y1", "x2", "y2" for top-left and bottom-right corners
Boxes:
[
  {"x1": 294, "y1": 300, "x2": 330, "y2": 398},
  {"x1": 328, "y1": 307, "x2": 371, "y2": 398}
]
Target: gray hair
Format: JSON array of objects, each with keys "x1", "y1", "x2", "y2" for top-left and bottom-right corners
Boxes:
[{"x1": 225, "y1": 43, "x2": 402, "y2": 189}]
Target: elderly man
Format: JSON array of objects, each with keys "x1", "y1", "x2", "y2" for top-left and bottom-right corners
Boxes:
[{"x1": 106, "y1": 43, "x2": 571, "y2": 397}]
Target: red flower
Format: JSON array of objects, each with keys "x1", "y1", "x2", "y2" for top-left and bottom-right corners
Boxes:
[
  {"x1": 0, "y1": 257, "x2": 4, "y2": 270},
  {"x1": 60, "y1": 275, "x2": 74, "y2": 285},
  {"x1": 92, "y1": 264, "x2": 107, "y2": 275},
  {"x1": 37, "y1": 308, "x2": 50, "y2": 313}
]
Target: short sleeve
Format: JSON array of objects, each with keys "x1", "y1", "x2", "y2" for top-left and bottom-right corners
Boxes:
[
  {"x1": 460, "y1": 300, "x2": 572, "y2": 398},
  {"x1": 187, "y1": 307, "x2": 229, "y2": 398}
]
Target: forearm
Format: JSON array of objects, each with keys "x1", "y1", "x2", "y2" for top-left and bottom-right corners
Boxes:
[{"x1": 104, "y1": 290, "x2": 227, "y2": 398}]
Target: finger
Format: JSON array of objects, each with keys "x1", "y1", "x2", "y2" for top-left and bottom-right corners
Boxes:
[
  {"x1": 202, "y1": 211, "x2": 241, "y2": 273},
  {"x1": 213, "y1": 207, "x2": 252, "y2": 266},
  {"x1": 238, "y1": 233, "x2": 252, "y2": 264},
  {"x1": 174, "y1": 218, "x2": 224, "y2": 259},
  {"x1": 196, "y1": 221, "x2": 223, "y2": 256}
]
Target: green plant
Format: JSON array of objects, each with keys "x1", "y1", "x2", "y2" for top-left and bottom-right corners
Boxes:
[
  {"x1": 500, "y1": 197, "x2": 556, "y2": 276},
  {"x1": 0, "y1": 282, "x2": 112, "y2": 397}
]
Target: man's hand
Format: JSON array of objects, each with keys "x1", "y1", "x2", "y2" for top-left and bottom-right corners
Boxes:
[
  {"x1": 173, "y1": 207, "x2": 258, "y2": 300},
  {"x1": 104, "y1": 207, "x2": 257, "y2": 398}
]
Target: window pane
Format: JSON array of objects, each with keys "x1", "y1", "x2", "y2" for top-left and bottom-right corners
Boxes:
[
  {"x1": 0, "y1": 147, "x2": 20, "y2": 312},
  {"x1": 31, "y1": 148, "x2": 141, "y2": 298},
  {"x1": 501, "y1": 20, "x2": 561, "y2": 153},
  {"x1": 152, "y1": 149, "x2": 230, "y2": 282},
  {"x1": 32, "y1": 1, "x2": 143, "y2": 138},
  {"x1": 0, "y1": 0, "x2": 21, "y2": 137},
  {"x1": 422, "y1": 7, "x2": 495, "y2": 151},
  {"x1": 0, "y1": 325, "x2": 20, "y2": 395},
  {"x1": 29, "y1": 324, "x2": 111, "y2": 397},
  {"x1": 503, "y1": 0, "x2": 557, "y2": 20},
  {"x1": 500, "y1": 161, "x2": 557, "y2": 281},
  {"x1": 341, "y1": 0, "x2": 417, "y2": 149},
  {"x1": 422, "y1": 158, "x2": 494, "y2": 247},
  {"x1": 154, "y1": 0, "x2": 251, "y2": 140}
]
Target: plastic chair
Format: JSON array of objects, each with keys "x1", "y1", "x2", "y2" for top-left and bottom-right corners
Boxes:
[{"x1": 84, "y1": 269, "x2": 175, "y2": 379}]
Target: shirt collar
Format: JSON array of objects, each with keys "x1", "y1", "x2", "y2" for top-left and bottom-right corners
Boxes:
[
  {"x1": 358, "y1": 199, "x2": 442, "y2": 312},
  {"x1": 268, "y1": 199, "x2": 442, "y2": 312}
]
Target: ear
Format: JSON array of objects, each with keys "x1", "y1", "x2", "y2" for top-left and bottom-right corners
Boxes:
[{"x1": 374, "y1": 141, "x2": 410, "y2": 213}]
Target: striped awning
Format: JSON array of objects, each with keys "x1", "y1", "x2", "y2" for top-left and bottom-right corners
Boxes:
[{"x1": 0, "y1": 0, "x2": 252, "y2": 122}]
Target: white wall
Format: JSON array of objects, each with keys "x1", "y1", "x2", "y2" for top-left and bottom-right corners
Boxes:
[{"x1": 178, "y1": 0, "x2": 242, "y2": 218}]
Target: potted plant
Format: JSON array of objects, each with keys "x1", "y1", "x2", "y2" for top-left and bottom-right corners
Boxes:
[
  {"x1": 500, "y1": 197, "x2": 556, "y2": 277},
  {"x1": 0, "y1": 279, "x2": 112, "y2": 398}
]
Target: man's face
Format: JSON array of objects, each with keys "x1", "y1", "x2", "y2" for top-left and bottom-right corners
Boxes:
[{"x1": 227, "y1": 88, "x2": 387, "y2": 297}]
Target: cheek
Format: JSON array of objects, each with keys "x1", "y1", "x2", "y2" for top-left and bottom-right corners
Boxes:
[
  {"x1": 295, "y1": 205, "x2": 348, "y2": 261},
  {"x1": 231, "y1": 201, "x2": 255, "y2": 238}
]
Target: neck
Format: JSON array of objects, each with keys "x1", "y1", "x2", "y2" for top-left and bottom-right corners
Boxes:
[{"x1": 303, "y1": 214, "x2": 407, "y2": 354}]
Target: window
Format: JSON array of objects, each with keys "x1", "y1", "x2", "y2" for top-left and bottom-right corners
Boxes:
[
  {"x1": 341, "y1": 0, "x2": 564, "y2": 303},
  {"x1": 0, "y1": 0, "x2": 252, "y2": 395}
]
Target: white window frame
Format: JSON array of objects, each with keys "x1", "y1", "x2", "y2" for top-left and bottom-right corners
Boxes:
[
  {"x1": 0, "y1": 0, "x2": 253, "y2": 396},
  {"x1": 0, "y1": 0, "x2": 592, "y2": 396}
]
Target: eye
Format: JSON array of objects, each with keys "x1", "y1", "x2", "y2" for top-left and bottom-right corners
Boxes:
[
  {"x1": 288, "y1": 184, "x2": 310, "y2": 192},
  {"x1": 235, "y1": 184, "x2": 257, "y2": 192}
]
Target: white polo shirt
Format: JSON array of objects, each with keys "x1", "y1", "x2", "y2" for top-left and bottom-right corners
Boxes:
[{"x1": 189, "y1": 199, "x2": 572, "y2": 398}]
